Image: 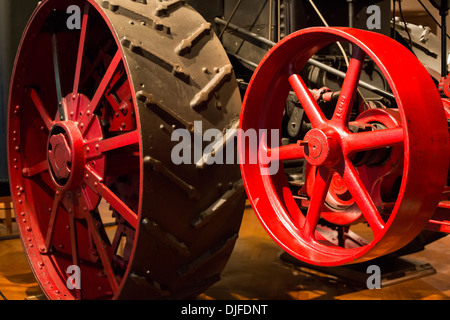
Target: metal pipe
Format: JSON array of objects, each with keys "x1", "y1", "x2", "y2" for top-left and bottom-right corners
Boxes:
[
  {"x1": 441, "y1": 5, "x2": 448, "y2": 77},
  {"x1": 307, "y1": 59, "x2": 395, "y2": 99},
  {"x1": 0, "y1": 0, "x2": 10, "y2": 126},
  {"x1": 227, "y1": 51, "x2": 259, "y2": 69},
  {"x1": 218, "y1": 0, "x2": 243, "y2": 40},
  {"x1": 347, "y1": 0, "x2": 354, "y2": 28},
  {"x1": 215, "y1": 17, "x2": 275, "y2": 49},
  {"x1": 269, "y1": 0, "x2": 273, "y2": 41},
  {"x1": 0, "y1": 0, "x2": 11, "y2": 185},
  {"x1": 215, "y1": 17, "x2": 395, "y2": 100},
  {"x1": 392, "y1": 0, "x2": 396, "y2": 40},
  {"x1": 277, "y1": 0, "x2": 281, "y2": 41}
]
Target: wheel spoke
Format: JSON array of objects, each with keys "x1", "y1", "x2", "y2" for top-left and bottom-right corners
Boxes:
[
  {"x1": 331, "y1": 46, "x2": 366, "y2": 127},
  {"x1": 302, "y1": 167, "x2": 333, "y2": 238},
  {"x1": 79, "y1": 50, "x2": 122, "y2": 135},
  {"x1": 68, "y1": 213, "x2": 82, "y2": 299},
  {"x1": 28, "y1": 88, "x2": 53, "y2": 131},
  {"x1": 45, "y1": 191, "x2": 62, "y2": 251},
  {"x1": 69, "y1": 214, "x2": 78, "y2": 266},
  {"x1": 110, "y1": 227, "x2": 124, "y2": 258},
  {"x1": 22, "y1": 160, "x2": 49, "y2": 178},
  {"x1": 80, "y1": 40, "x2": 114, "y2": 89},
  {"x1": 344, "y1": 127, "x2": 404, "y2": 155},
  {"x1": 50, "y1": 28, "x2": 67, "y2": 121},
  {"x1": 85, "y1": 130, "x2": 140, "y2": 160},
  {"x1": 85, "y1": 210, "x2": 118, "y2": 293},
  {"x1": 73, "y1": 3, "x2": 90, "y2": 95},
  {"x1": 84, "y1": 166, "x2": 139, "y2": 229},
  {"x1": 341, "y1": 160, "x2": 385, "y2": 235},
  {"x1": 259, "y1": 131, "x2": 305, "y2": 162},
  {"x1": 269, "y1": 143, "x2": 305, "y2": 162},
  {"x1": 289, "y1": 74, "x2": 327, "y2": 128}
]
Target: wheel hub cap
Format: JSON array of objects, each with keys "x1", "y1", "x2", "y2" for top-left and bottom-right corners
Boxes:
[
  {"x1": 49, "y1": 132, "x2": 72, "y2": 180},
  {"x1": 48, "y1": 121, "x2": 85, "y2": 189},
  {"x1": 303, "y1": 128, "x2": 340, "y2": 167}
]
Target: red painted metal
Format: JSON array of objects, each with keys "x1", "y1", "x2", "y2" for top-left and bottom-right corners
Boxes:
[
  {"x1": 239, "y1": 27, "x2": 450, "y2": 266},
  {"x1": 316, "y1": 108, "x2": 404, "y2": 226},
  {"x1": 425, "y1": 95, "x2": 450, "y2": 233},
  {"x1": 8, "y1": 0, "x2": 140, "y2": 299},
  {"x1": 9, "y1": 0, "x2": 450, "y2": 299}
]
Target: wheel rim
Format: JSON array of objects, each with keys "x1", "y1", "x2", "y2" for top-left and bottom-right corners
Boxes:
[
  {"x1": 8, "y1": 0, "x2": 141, "y2": 299},
  {"x1": 239, "y1": 27, "x2": 449, "y2": 266}
]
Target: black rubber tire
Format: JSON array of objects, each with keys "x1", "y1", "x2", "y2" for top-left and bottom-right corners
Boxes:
[{"x1": 97, "y1": 0, "x2": 246, "y2": 299}]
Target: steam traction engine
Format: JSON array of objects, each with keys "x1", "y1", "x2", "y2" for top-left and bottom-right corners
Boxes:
[{"x1": 6, "y1": 0, "x2": 450, "y2": 299}]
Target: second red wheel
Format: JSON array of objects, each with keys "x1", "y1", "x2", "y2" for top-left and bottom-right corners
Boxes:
[{"x1": 239, "y1": 27, "x2": 449, "y2": 266}]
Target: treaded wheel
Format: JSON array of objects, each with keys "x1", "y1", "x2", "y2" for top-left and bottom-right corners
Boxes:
[
  {"x1": 239, "y1": 27, "x2": 449, "y2": 266},
  {"x1": 8, "y1": 0, "x2": 245, "y2": 299}
]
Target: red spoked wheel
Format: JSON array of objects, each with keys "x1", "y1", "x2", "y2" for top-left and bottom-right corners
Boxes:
[
  {"x1": 239, "y1": 27, "x2": 450, "y2": 266},
  {"x1": 8, "y1": 0, "x2": 245, "y2": 299}
]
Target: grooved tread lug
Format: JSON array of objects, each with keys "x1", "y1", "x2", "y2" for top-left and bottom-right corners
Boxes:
[
  {"x1": 177, "y1": 233, "x2": 239, "y2": 277},
  {"x1": 143, "y1": 156, "x2": 201, "y2": 200},
  {"x1": 190, "y1": 64, "x2": 233, "y2": 111},
  {"x1": 142, "y1": 218, "x2": 190, "y2": 256},
  {"x1": 121, "y1": 36, "x2": 190, "y2": 82},
  {"x1": 192, "y1": 180, "x2": 245, "y2": 229},
  {"x1": 175, "y1": 22, "x2": 212, "y2": 56},
  {"x1": 95, "y1": 0, "x2": 245, "y2": 299},
  {"x1": 129, "y1": 272, "x2": 170, "y2": 296},
  {"x1": 154, "y1": 0, "x2": 185, "y2": 17},
  {"x1": 102, "y1": 1, "x2": 172, "y2": 34},
  {"x1": 136, "y1": 90, "x2": 194, "y2": 132}
]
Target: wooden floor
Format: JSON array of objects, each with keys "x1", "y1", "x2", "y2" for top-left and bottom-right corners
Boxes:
[{"x1": 1, "y1": 203, "x2": 450, "y2": 300}]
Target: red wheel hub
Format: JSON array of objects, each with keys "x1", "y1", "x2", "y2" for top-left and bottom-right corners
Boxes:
[
  {"x1": 48, "y1": 121, "x2": 86, "y2": 187},
  {"x1": 49, "y1": 133, "x2": 72, "y2": 181},
  {"x1": 303, "y1": 128, "x2": 341, "y2": 167}
]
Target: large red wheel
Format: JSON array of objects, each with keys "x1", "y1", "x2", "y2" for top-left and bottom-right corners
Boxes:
[
  {"x1": 8, "y1": 0, "x2": 245, "y2": 299},
  {"x1": 239, "y1": 27, "x2": 450, "y2": 266}
]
